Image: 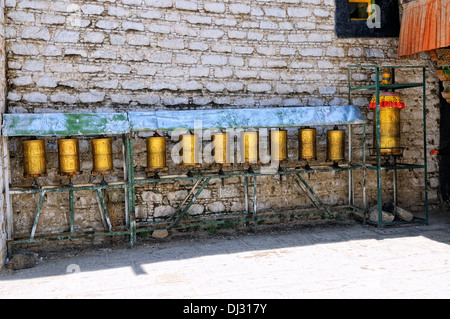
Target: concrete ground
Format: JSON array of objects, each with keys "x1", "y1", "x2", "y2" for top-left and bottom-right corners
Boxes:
[{"x1": 1, "y1": 214, "x2": 449, "y2": 299}]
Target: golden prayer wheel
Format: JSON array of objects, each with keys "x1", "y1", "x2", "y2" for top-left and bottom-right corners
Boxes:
[
  {"x1": 146, "y1": 136, "x2": 168, "y2": 171},
  {"x1": 180, "y1": 134, "x2": 201, "y2": 167},
  {"x1": 240, "y1": 131, "x2": 259, "y2": 164},
  {"x1": 381, "y1": 69, "x2": 392, "y2": 84},
  {"x1": 373, "y1": 107, "x2": 401, "y2": 156},
  {"x1": 58, "y1": 138, "x2": 82, "y2": 176},
  {"x1": 369, "y1": 68, "x2": 404, "y2": 157},
  {"x1": 23, "y1": 139, "x2": 47, "y2": 178},
  {"x1": 298, "y1": 128, "x2": 317, "y2": 162},
  {"x1": 326, "y1": 126, "x2": 345, "y2": 163},
  {"x1": 269, "y1": 130, "x2": 288, "y2": 162},
  {"x1": 212, "y1": 133, "x2": 231, "y2": 166},
  {"x1": 91, "y1": 138, "x2": 114, "y2": 175}
]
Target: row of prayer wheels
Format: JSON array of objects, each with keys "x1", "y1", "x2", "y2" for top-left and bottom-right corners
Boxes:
[
  {"x1": 145, "y1": 126, "x2": 346, "y2": 171},
  {"x1": 22, "y1": 138, "x2": 113, "y2": 179},
  {"x1": 21, "y1": 127, "x2": 347, "y2": 180}
]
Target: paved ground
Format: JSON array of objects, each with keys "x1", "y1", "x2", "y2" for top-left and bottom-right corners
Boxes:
[{"x1": 1, "y1": 214, "x2": 449, "y2": 299}]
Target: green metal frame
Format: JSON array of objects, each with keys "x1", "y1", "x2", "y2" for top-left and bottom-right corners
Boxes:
[
  {"x1": 2, "y1": 114, "x2": 135, "y2": 255},
  {"x1": 131, "y1": 164, "x2": 366, "y2": 235},
  {"x1": 2, "y1": 106, "x2": 369, "y2": 254},
  {"x1": 128, "y1": 105, "x2": 367, "y2": 235},
  {"x1": 348, "y1": 65, "x2": 429, "y2": 228}
]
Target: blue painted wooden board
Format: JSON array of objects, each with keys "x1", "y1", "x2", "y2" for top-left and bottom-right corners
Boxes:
[
  {"x1": 128, "y1": 105, "x2": 366, "y2": 131},
  {"x1": 2, "y1": 106, "x2": 366, "y2": 136},
  {"x1": 2, "y1": 113, "x2": 130, "y2": 136}
]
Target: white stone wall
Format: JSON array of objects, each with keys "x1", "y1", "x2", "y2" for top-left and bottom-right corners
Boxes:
[
  {"x1": 4, "y1": 0, "x2": 434, "y2": 111},
  {"x1": 2, "y1": 0, "x2": 443, "y2": 239}
]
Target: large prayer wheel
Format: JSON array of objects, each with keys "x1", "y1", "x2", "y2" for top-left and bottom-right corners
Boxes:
[
  {"x1": 373, "y1": 106, "x2": 401, "y2": 156},
  {"x1": 369, "y1": 68, "x2": 404, "y2": 157},
  {"x1": 58, "y1": 138, "x2": 82, "y2": 176},
  {"x1": 298, "y1": 128, "x2": 317, "y2": 162},
  {"x1": 240, "y1": 131, "x2": 259, "y2": 164},
  {"x1": 22, "y1": 139, "x2": 47, "y2": 178},
  {"x1": 180, "y1": 134, "x2": 201, "y2": 167},
  {"x1": 146, "y1": 136, "x2": 168, "y2": 171},
  {"x1": 269, "y1": 129, "x2": 288, "y2": 162},
  {"x1": 326, "y1": 126, "x2": 345, "y2": 163},
  {"x1": 91, "y1": 138, "x2": 114, "y2": 175}
]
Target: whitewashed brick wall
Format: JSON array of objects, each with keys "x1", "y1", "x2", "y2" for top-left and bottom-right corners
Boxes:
[{"x1": 3, "y1": 0, "x2": 433, "y2": 111}]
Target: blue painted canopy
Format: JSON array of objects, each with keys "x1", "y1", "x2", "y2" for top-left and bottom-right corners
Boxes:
[
  {"x1": 128, "y1": 105, "x2": 366, "y2": 131},
  {"x1": 2, "y1": 106, "x2": 366, "y2": 136},
  {"x1": 2, "y1": 113, "x2": 130, "y2": 137}
]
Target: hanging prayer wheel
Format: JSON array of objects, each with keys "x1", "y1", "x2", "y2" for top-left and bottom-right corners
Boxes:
[
  {"x1": 180, "y1": 134, "x2": 201, "y2": 167},
  {"x1": 326, "y1": 126, "x2": 345, "y2": 163},
  {"x1": 58, "y1": 138, "x2": 82, "y2": 176},
  {"x1": 212, "y1": 133, "x2": 231, "y2": 166},
  {"x1": 91, "y1": 138, "x2": 114, "y2": 175},
  {"x1": 146, "y1": 136, "x2": 168, "y2": 171},
  {"x1": 240, "y1": 131, "x2": 259, "y2": 164},
  {"x1": 298, "y1": 128, "x2": 317, "y2": 162},
  {"x1": 22, "y1": 139, "x2": 47, "y2": 178},
  {"x1": 269, "y1": 129, "x2": 288, "y2": 162}
]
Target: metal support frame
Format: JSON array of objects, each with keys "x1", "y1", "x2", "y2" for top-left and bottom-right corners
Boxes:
[
  {"x1": 2, "y1": 106, "x2": 369, "y2": 253},
  {"x1": 131, "y1": 162, "x2": 365, "y2": 235},
  {"x1": 127, "y1": 105, "x2": 366, "y2": 234},
  {"x1": 348, "y1": 65, "x2": 429, "y2": 228},
  {"x1": 2, "y1": 116, "x2": 134, "y2": 254}
]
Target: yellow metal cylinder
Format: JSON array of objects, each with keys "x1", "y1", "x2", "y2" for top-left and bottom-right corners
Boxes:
[
  {"x1": 269, "y1": 130, "x2": 288, "y2": 162},
  {"x1": 212, "y1": 133, "x2": 229, "y2": 165},
  {"x1": 241, "y1": 131, "x2": 259, "y2": 164},
  {"x1": 22, "y1": 139, "x2": 47, "y2": 178},
  {"x1": 373, "y1": 107, "x2": 401, "y2": 156},
  {"x1": 326, "y1": 127, "x2": 345, "y2": 162},
  {"x1": 146, "y1": 136, "x2": 167, "y2": 171},
  {"x1": 58, "y1": 138, "x2": 81, "y2": 176},
  {"x1": 91, "y1": 138, "x2": 114, "y2": 174},
  {"x1": 180, "y1": 134, "x2": 200, "y2": 167},
  {"x1": 298, "y1": 128, "x2": 317, "y2": 161}
]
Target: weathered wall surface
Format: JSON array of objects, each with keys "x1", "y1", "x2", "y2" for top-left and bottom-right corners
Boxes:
[{"x1": 2, "y1": 0, "x2": 442, "y2": 241}]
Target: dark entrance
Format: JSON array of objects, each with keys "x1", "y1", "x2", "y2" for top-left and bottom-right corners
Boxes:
[{"x1": 439, "y1": 81, "x2": 450, "y2": 207}]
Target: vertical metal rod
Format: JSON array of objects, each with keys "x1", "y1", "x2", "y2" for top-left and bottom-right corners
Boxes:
[
  {"x1": 127, "y1": 135, "x2": 136, "y2": 246},
  {"x1": 69, "y1": 189, "x2": 74, "y2": 236},
  {"x1": 2, "y1": 137, "x2": 13, "y2": 246},
  {"x1": 122, "y1": 134, "x2": 129, "y2": 227},
  {"x1": 393, "y1": 158, "x2": 398, "y2": 207},
  {"x1": 30, "y1": 191, "x2": 46, "y2": 240},
  {"x1": 375, "y1": 66, "x2": 383, "y2": 228},
  {"x1": 253, "y1": 176, "x2": 257, "y2": 231},
  {"x1": 244, "y1": 176, "x2": 249, "y2": 216},
  {"x1": 348, "y1": 124, "x2": 353, "y2": 206},
  {"x1": 422, "y1": 66, "x2": 429, "y2": 224},
  {"x1": 362, "y1": 123, "x2": 367, "y2": 224},
  {"x1": 347, "y1": 67, "x2": 352, "y2": 103}
]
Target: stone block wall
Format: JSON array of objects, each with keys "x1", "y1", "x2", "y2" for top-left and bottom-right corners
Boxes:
[{"x1": 1, "y1": 0, "x2": 443, "y2": 244}]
